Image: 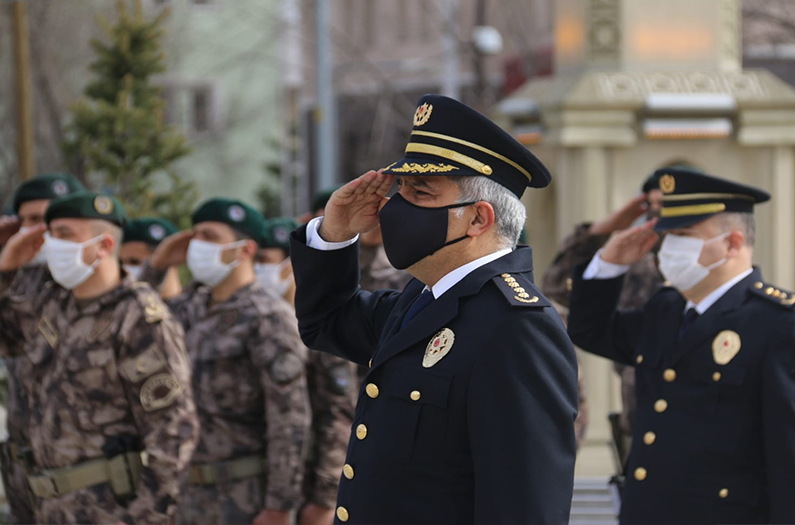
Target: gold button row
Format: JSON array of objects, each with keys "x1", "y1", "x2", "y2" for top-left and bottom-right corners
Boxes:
[
  {"x1": 643, "y1": 431, "x2": 656, "y2": 445},
  {"x1": 366, "y1": 383, "x2": 379, "y2": 399},
  {"x1": 663, "y1": 369, "x2": 676, "y2": 382},
  {"x1": 654, "y1": 399, "x2": 668, "y2": 413},
  {"x1": 634, "y1": 467, "x2": 647, "y2": 481},
  {"x1": 343, "y1": 464, "x2": 354, "y2": 480},
  {"x1": 356, "y1": 424, "x2": 367, "y2": 440},
  {"x1": 337, "y1": 506, "x2": 349, "y2": 522}
]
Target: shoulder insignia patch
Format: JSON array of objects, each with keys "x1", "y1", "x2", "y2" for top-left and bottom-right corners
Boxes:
[
  {"x1": 37, "y1": 317, "x2": 59, "y2": 349},
  {"x1": 140, "y1": 373, "x2": 182, "y2": 412},
  {"x1": 142, "y1": 295, "x2": 168, "y2": 323},
  {"x1": 492, "y1": 273, "x2": 550, "y2": 308},
  {"x1": 749, "y1": 280, "x2": 795, "y2": 308},
  {"x1": 270, "y1": 352, "x2": 304, "y2": 385}
]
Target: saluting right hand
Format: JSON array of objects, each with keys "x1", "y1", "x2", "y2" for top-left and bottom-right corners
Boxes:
[
  {"x1": 149, "y1": 230, "x2": 194, "y2": 271},
  {"x1": 0, "y1": 215, "x2": 21, "y2": 247},
  {"x1": 0, "y1": 224, "x2": 46, "y2": 272},
  {"x1": 600, "y1": 218, "x2": 659, "y2": 266},
  {"x1": 318, "y1": 170, "x2": 395, "y2": 242}
]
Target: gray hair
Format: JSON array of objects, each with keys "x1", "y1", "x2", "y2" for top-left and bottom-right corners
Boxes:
[
  {"x1": 715, "y1": 212, "x2": 756, "y2": 247},
  {"x1": 449, "y1": 176, "x2": 526, "y2": 249},
  {"x1": 89, "y1": 220, "x2": 123, "y2": 256}
]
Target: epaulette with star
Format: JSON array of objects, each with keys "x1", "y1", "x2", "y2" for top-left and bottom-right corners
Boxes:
[
  {"x1": 749, "y1": 280, "x2": 795, "y2": 308},
  {"x1": 492, "y1": 273, "x2": 550, "y2": 308}
]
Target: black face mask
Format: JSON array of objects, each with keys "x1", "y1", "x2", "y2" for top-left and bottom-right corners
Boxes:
[{"x1": 379, "y1": 193, "x2": 475, "y2": 270}]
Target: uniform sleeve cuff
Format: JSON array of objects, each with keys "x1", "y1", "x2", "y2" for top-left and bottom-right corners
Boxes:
[
  {"x1": 306, "y1": 217, "x2": 359, "y2": 251},
  {"x1": 582, "y1": 250, "x2": 631, "y2": 280}
]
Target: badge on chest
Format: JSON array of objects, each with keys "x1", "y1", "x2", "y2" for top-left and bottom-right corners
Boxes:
[
  {"x1": 423, "y1": 328, "x2": 455, "y2": 368},
  {"x1": 712, "y1": 330, "x2": 741, "y2": 365}
]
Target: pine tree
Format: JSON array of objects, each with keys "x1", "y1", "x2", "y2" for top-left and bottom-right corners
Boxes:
[{"x1": 63, "y1": 0, "x2": 195, "y2": 228}]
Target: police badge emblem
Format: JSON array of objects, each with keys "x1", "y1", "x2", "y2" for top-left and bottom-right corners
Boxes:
[
  {"x1": 228, "y1": 204, "x2": 246, "y2": 222},
  {"x1": 51, "y1": 180, "x2": 69, "y2": 196},
  {"x1": 712, "y1": 330, "x2": 741, "y2": 365},
  {"x1": 659, "y1": 174, "x2": 676, "y2": 194},
  {"x1": 413, "y1": 103, "x2": 433, "y2": 127},
  {"x1": 94, "y1": 196, "x2": 114, "y2": 215},
  {"x1": 149, "y1": 224, "x2": 166, "y2": 241},
  {"x1": 423, "y1": 328, "x2": 454, "y2": 368}
]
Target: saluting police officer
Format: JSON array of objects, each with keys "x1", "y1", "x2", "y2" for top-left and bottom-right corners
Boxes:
[
  {"x1": 290, "y1": 94, "x2": 579, "y2": 524},
  {"x1": 0, "y1": 192, "x2": 199, "y2": 524},
  {"x1": 141, "y1": 199, "x2": 311, "y2": 525},
  {"x1": 568, "y1": 167, "x2": 795, "y2": 524},
  {"x1": 0, "y1": 173, "x2": 86, "y2": 525},
  {"x1": 121, "y1": 217, "x2": 182, "y2": 298}
]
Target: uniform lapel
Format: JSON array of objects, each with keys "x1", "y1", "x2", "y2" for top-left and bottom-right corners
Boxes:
[
  {"x1": 372, "y1": 248, "x2": 535, "y2": 367},
  {"x1": 667, "y1": 269, "x2": 757, "y2": 367}
]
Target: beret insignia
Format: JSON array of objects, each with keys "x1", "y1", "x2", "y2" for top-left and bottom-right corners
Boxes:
[
  {"x1": 273, "y1": 226, "x2": 290, "y2": 244},
  {"x1": 270, "y1": 352, "x2": 303, "y2": 384},
  {"x1": 94, "y1": 196, "x2": 114, "y2": 215},
  {"x1": 413, "y1": 102, "x2": 433, "y2": 127},
  {"x1": 148, "y1": 224, "x2": 166, "y2": 241},
  {"x1": 659, "y1": 174, "x2": 676, "y2": 194},
  {"x1": 228, "y1": 204, "x2": 246, "y2": 222},
  {"x1": 51, "y1": 180, "x2": 69, "y2": 196}
]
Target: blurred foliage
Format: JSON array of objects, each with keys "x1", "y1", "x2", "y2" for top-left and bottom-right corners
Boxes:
[{"x1": 62, "y1": 0, "x2": 196, "y2": 229}]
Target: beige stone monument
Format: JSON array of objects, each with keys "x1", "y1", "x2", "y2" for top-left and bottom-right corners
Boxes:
[{"x1": 499, "y1": 0, "x2": 795, "y2": 475}]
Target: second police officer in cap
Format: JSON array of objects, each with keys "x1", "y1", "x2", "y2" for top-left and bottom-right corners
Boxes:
[
  {"x1": 568, "y1": 168, "x2": 795, "y2": 524},
  {"x1": 121, "y1": 217, "x2": 182, "y2": 298},
  {"x1": 142, "y1": 198, "x2": 311, "y2": 525},
  {"x1": 290, "y1": 94, "x2": 579, "y2": 524}
]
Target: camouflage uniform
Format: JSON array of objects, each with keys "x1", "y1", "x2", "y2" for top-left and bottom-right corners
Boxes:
[
  {"x1": 302, "y1": 351, "x2": 355, "y2": 509},
  {"x1": 0, "y1": 263, "x2": 47, "y2": 525},
  {"x1": 542, "y1": 222, "x2": 663, "y2": 439},
  {"x1": 140, "y1": 268, "x2": 311, "y2": 525},
  {"x1": 0, "y1": 271, "x2": 199, "y2": 525}
]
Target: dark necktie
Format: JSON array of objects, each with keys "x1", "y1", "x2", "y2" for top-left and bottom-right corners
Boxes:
[
  {"x1": 400, "y1": 290, "x2": 435, "y2": 329},
  {"x1": 678, "y1": 308, "x2": 699, "y2": 341}
]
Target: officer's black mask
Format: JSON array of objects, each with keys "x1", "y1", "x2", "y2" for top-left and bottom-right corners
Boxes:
[{"x1": 379, "y1": 193, "x2": 476, "y2": 270}]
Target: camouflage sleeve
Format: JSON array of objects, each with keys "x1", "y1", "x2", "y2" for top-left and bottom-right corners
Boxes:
[
  {"x1": 0, "y1": 269, "x2": 43, "y2": 355},
  {"x1": 305, "y1": 351, "x2": 355, "y2": 508},
  {"x1": 115, "y1": 290, "x2": 200, "y2": 524},
  {"x1": 250, "y1": 301, "x2": 311, "y2": 511},
  {"x1": 541, "y1": 223, "x2": 610, "y2": 308}
]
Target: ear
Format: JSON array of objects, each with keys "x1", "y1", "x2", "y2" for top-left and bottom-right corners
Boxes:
[
  {"x1": 726, "y1": 230, "x2": 745, "y2": 257},
  {"x1": 97, "y1": 235, "x2": 116, "y2": 259},
  {"x1": 239, "y1": 239, "x2": 258, "y2": 260},
  {"x1": 465, "y1": 201, "x2": 495, "y2": 238}
]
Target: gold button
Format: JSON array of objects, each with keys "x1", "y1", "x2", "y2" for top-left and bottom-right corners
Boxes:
[
  {"x1": 410, "y1": 390, "x2": 421, "y2": 401},
  {"x1": 643, "y1": 431, "x2": 656, "y2": 445},
  {"x1": 566, "y1": 278, "x2": 573, "y2": 291},
  {"x1": 365, "y1": 383, "x2": 379, "y2": 399},
  {"x1": 343, "y1": 464, "x2": 354, "y2": 479},
  {"x1": 766, "y1": 287, "x2": 775, "y2": 295},
  {"x1": 774, "y1": 290, "x2": 782, "y2": 298},
  {"x1": 663, "y1": 369, "x2": 676, "y2": 382},
  {"x1": 356, "y1": 424, "x2": 367, "y2": 440},
  {"x1": 634, "y1": 467, "x2": 647, "y2": 481},
  {"x1": 337, "y1": 506, "x2": 349, "y2": 522},
  {"x1": 754, "y1": 282, "x2": 764, "y2": 289},
  {"x1": 713, "y1": 372, "x2": 722, "y2": 382},
  {"x1": 654, "y1": 399, "x2": 668, "y2": 413},
  {"x1": 719, "y1": 488, "x2": 729, "y2": 499},
  {"x1": 636, "y1": 355, "x2": 644, "y2": 364}
]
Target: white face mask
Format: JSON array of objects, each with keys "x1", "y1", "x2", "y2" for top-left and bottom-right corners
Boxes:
[
  {"x1": 187, "y1": 238, "x2": 247, "y2": 288},
  {"x1": 255, "y1": 259, "x2": 292, "y2": 297},
  {"x1": 658, "y1": 232, "x2": 730, "y2": 291},
  {"x1": 44, "y1": 233, "x2": 105, "y2": 290},
  {"x1": 19, "y1": 226, "x2": 47, "y2": 266},
  {"x1": 123, "y1": 264, "x2": 143, "y2": 281}
]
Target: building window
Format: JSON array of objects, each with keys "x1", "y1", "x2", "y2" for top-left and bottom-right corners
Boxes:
[
  {"x1": 193, "y1": 87, "x2": 212, "y2": 133},
  {"x1": 157, "y1": 81, "x2": 221, "y2": 136}
]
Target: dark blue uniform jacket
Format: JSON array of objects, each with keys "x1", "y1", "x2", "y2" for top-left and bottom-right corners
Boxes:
[
  {"x1": 291, "y1": 227, "x2": 579, "y2": 525},
  {"x1": 568, "y1": 266, "x2": 795, "y2": 525}
]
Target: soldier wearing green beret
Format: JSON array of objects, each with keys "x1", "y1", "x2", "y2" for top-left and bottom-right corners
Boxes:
[
  {"x1": 255, "y1": 217, "x2": 356, "y2": 525},
  {"x1": 142, "y1": 199, "x2": 311, "y2": 525},
  {"x1": 0, "y1": 173, "x2": 85, "y2": 525},
  {"x1": 121, "y1": 218, "x2": 182, "y2": 298},
  {"x1": 0, "y1": 192, "x2": 199, "y2": 524}
]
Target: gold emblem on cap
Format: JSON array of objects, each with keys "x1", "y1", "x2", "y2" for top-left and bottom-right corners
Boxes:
[
  {"x1": 659, "y1": 174, "x2": 676, "y2": 194},
  {"x1": 712, "y1": 330, "x2": 741, "y2": 365},
  {"x1": 94, "y1": 196, "x2": 114, "y2": 215},
  {"x1": 423, "y1": 328, "x2": 454, "y2": 368},
  {"x1": 413, "y1": 102, "x2": 433, "y2": 127}
]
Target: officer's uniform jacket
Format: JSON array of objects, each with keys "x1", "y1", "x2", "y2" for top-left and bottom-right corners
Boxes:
[
  {"x1": 291, "y1": 228, "x2": 579, "y2": 525},
  {"x1": 568, "y1": 266, "x2": 795, "y2": 525}
]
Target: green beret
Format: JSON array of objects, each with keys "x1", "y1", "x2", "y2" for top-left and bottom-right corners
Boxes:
[
  {"x1": 123, "y1": 218, "x2": 178, "y2": 246},
  {"x1": 260, "y1": 217, "x2": 300, "y2": 251},
  {"x1": 191, "y1": 198, "x2": 265, "y2": 240},
  {"x1": 311, "y1": 186, "x2": 342, "y2": 214},
  {"x1": 13, "y1": 173, "x2": 86, "y2": 213},
  {"x1": 45, "y1": 192, "x2": 127, "y2": 227}
]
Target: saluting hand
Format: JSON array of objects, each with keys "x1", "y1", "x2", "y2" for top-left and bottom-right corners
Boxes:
[
  {"x1": 0, "y1": 224, "x2": 46, "y2": 272},
  {"x1": 600, "y1": 218, "x2": 659, "y2": 266},
  {"x1": 149, "y1": 230, "x2": 194, "y2": 271},
  {"x1": 318, "y1": 170, "x2": 395, "y2": 242},
  {"x1": 0, "y1": 215, "x2": 21, "y2": 247},
  {"x1": 589, "y1": 194, "x2": 649, "y2": 236}
]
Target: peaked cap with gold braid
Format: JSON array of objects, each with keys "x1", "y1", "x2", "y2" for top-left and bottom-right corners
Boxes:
[{"x1": 381, "y1": 94, "x2": 551, "y2": 197}]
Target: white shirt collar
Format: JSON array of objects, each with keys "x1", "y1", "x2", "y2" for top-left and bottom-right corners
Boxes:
[
  {"x1": 425, "y1": 248, "x2": 513, "y2": 299},
  {"x1": 685, "y1": 268, "x2": 753, "y2": 315}
]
